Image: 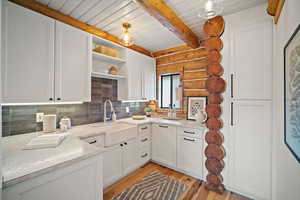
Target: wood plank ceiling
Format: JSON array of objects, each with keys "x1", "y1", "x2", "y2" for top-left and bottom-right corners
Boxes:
[{"x1": 36, "y1": 0, "x2": 267, "y2": 52}]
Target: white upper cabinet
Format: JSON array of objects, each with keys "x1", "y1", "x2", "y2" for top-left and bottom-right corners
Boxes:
[
  {"x1": 143, "y1": 56, "x2": 156, "y2": 100},
  {"x1": 230, "y1": 20, "x2": 272, "y2": 100},
  {"x1": 1, "y1": 2, "x2": 91, "y2": 103},
  {"x1": 55, "y1": 21, "x2": 91, "y2": 102},
  {"x1": 126, "y1": 49, "x2": 156, "y2": 100},
  {"x1": 2, "y1": 1, "x2": 55, "y2": 103}
]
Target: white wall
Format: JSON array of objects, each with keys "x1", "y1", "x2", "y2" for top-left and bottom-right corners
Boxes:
[
  {"x1": 273, "y1": 0, "x2": 300, "y2": 200},
  {"x1": 0, "y1": 0, "x2": 2, "y2": 195}
]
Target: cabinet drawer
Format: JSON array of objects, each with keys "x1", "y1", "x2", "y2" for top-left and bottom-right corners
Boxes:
[
  {"x1": 140, "y1": 146, "x2": 151, "y2": 165},
  {"x1": 139, "y1": 133, "x2": 151, "y2": 147},
  {"x1": 179, "y1": 127, "x2": 204, "y2": 139},
  {"x1": 138, "y1": 124, "x2": 151, "y2": 134}
]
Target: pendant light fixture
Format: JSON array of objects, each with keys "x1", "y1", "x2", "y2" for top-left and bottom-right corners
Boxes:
[
  {"x1": 199, "y1": 0, "x2": 223, "y2": 19},
  {"x1": 121, "y1": 23, "x2": 134, "y2": 46}
]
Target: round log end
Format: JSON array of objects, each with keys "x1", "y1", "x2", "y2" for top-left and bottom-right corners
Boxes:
[
  {"x1": 205, "y1": 158, "x2": 225, "y2": 174},
  {"x1": 206, "y1": 173, "x2": 223, "y2": 185},
  {"x1": 207, "y1": 63, "x2": 224, "y2": 76},
  {"x1": 205, "y1": 182, "x2": 225, "y2": 194},
  {"x1": 206, "y1": 76, "x2": 226, "y2": 94},
  {"x1": 206, "y1": 118, "x2": 223, "y2": 130},
  {"x1": 205, "y1": 144, "x2": 226, "y2": 160},
  {"x1": 204, "y1": 37, "x2": 223, "y2": 51},
  {"x1": 206, "y1": 104, "x2": 222, "y2": 118},
  {"x1": 208, "y1": 94, "x2": 223, "y2": 104},
  {"x1": 203, "y1": 16, "x2": 225, "y2": 37},
  {"x1": 205, "y1": 130, "x2": 224, "y2": 145},
  {"x1": 208, "y1": 50, "x2": 222, "y2": 63}
]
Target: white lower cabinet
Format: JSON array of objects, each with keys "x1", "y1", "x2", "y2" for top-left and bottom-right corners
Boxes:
[
  {"x1": 228, "y1": 101, "x2": 272, "y2": 200},
  {"x1": 138, "y1": 124, "x2": 152, "y2": 166},
  {"x1": 123, "y1": 139, "x2": 139, "y2": 176},
  {"x1": 152, "y1": 124, "x2": 177, "y2": 168},
  {"x1": 103, "y1": 144, "x2": 123, "y2": 188},
  {"x1": 177, "y1": 136, "x2": 203, "y2": 179},
  {"x1": 103, "y1": 138, "x2": 139, "y2": 188},
  {"x1": 3, "y1": 155, "x2": 103, "y2": 200}
]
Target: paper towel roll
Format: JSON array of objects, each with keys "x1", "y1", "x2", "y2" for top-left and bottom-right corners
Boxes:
[{"x1": 43, "y1": 115, "x2": 57, "y2": 133}]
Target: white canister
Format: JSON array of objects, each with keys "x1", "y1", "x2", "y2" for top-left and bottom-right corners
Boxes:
[
  {"x1": 43, "y1": 115, "x2": 57, "y2": 133},
  {"x1": 60, "y1": 117, "x2": 71, "y2": 129}
]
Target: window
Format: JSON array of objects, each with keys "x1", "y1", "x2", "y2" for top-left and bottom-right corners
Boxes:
[{"x1": 159, "y1": 74, "x2": 180, "y2": 109}]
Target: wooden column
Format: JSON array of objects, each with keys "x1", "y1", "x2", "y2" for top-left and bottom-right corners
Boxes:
[{"x1": 203, "y1": 16, "x2": 226, "y2": 194}]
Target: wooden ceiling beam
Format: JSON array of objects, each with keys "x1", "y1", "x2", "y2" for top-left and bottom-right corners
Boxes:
[
  {"x1": 8, "y1": 0, "x2": 153, "y2": 57},
  {"x1": 152, "y1": 45, "x2": 192, "y2": 57},
  {"x1": 267, "y1": 0, "x2": 285, "y2": 24},
  {"x1": 134, "y1": 0, "x2": 200, "y2": 49}
]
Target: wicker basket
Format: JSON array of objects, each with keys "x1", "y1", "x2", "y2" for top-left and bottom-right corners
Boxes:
[{"x1": 94, "y1": 45, "x2": 119, "y2": 58}]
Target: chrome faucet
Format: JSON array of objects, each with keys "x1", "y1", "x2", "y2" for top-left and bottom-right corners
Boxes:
[{"x1": 104, "y1": 99, "x2": 116, "y2": 122}]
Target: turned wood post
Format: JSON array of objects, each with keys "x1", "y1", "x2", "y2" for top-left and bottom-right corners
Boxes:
[{"x1": 203, "y1": 16, "x2": 226, "y2": 194}]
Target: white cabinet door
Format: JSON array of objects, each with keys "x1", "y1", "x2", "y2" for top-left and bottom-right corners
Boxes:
[
  {"x1": 143, "y1": 56, "x2": 156, "y2": 100},
  {"x1": 229, "y1": 101, "x2": 272, "y2": 200},
  {"x1": 103, "y1": 145, "x2": 123, "y2": 188},
  {"x1": 152, "y1": 124, "x2": 177, "y2": 168},
  {"x1": 3, "y1": 155, "x2": 103, "y2": 200},
  {"x1": 126, "y1": 49, "x2": 142, "y2": 100},
  {"x1": 122, "y1": 138, "x2": 139, "y2": 176},
  {"x1": 177, "y1": 136, "x2": 203, "y2": 178},
  {"x1": 231, "y1": 20, "x2": 272, "y2": 100},
  {"x1": 2, "y1": 2, "x2": 55, "y2": 103},
  {"x1": 55, "y1": 21, "x2": 91, "y2": 102}
]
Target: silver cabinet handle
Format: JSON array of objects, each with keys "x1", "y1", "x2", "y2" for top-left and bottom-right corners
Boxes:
[
  {"x1": 231, "y1": 74, "x2": 234, "y2": 98},
  {"x1": 88, "y1": 140, "x2": 97, "y2": 144},
  {"x1": 141, "y1": 153, "x2": 148, "y2": 158},
  {"x1": 159, "y1": 125, "x2": 168, "y2": 128},
  {"x1": 231, "y1": 102, "x2": 234, "y2": 126},
  {"x1": 184, "y1": 138, "x2": 195, "y2": 142},
  {"x1": 141, "y1": 138, "x2": 148, "y2": 142},
  {"x1": 141, "y1": 126, "x2": 148, "y2": 130},
  {"x1": 184, "y1": 131, "x2": 195, "y2": 134}
]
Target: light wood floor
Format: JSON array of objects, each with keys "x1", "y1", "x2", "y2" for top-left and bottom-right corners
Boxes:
[{"x1": 104, "y1": 162, "x2": 251, "y2": 200}]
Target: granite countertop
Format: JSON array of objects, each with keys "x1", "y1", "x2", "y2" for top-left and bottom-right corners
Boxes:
[
  {"x1": 2, "y1": 117, "x2": 205, "y2": 188},
  {"x1": 119, "y1": 117, "x2": 206, "y2": 129},
  {"x1": 2, "y1": 133, "x2": 103, "y2": 188}
]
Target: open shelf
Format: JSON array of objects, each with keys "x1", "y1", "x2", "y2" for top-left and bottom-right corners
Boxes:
[
  {"x1": 91, "y1": 72, "x2": 126, "y2": 80},
  {"x1": 92, "y1": 51, "x2": 126, "y2": 64}
]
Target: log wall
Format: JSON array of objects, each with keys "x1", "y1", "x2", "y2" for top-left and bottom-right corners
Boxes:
[{"x1": 155, "y1": 46, "x2": 210, "y2": 114}]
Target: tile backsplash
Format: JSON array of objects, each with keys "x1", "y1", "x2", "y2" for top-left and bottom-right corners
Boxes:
[{"x1": 2, "y1": 78, "x2": 146, "y2": 137}]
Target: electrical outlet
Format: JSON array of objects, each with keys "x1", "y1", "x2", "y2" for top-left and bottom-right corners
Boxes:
[
  {"x1": 36, "y1": 113, "x2": 44, "y2": 122},
  {"x1": 126, "y1": 107, "x2": 130, "y2": 113}
]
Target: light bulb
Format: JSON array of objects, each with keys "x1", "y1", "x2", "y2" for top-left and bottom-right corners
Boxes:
[
  {"x1": 205, "y1": 0, "x2": 213, "y2": 12},
  {"x1": 199, "y1": 0, "x2": 223, "y2": 19}
]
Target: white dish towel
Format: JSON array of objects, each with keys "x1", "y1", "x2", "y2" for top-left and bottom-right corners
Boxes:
[{"x1": 23, "y1": 133, "x2": 68, "y2": 150}]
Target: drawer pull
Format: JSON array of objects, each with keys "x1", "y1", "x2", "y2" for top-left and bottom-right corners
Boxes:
[
  {"x1": 159, "y1": 125, "x2": 168, "y2": 128},
  {"x1": 184, "y1": 131, "x2": 195, "y2": 134},
  {"x1": 88, "y1": 140, "x2": 97, "y2": 144},
  {"x1": 184, "y1": 138, "x2": 195, "y2": 142},
  {"x1": 141, "y1": 138, "x2": 148, "y2": 142},
  {"x1": 141, "y1": 126, "x2": 148, "y2": 130},
  {"x1": 141, "y1": 153, "x2": 148, "y2": 158}
]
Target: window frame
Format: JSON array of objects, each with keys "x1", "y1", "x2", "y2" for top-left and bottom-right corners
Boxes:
[{"x1": 160, "y1": 73, "x2": 180, "y2": 109}]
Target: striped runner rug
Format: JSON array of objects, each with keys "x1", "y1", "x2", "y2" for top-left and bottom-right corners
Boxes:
[{"x1": 112, "y1": 171, "x2": 187, "y2": 200}]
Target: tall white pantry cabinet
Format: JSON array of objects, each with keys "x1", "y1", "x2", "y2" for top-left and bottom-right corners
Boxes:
[
  {"x1": 222, "y1": 5, "x2": 273, "y2": 200},
  {"x1": 1, "y1": 1, "x2": 91, "y2": 104}
]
